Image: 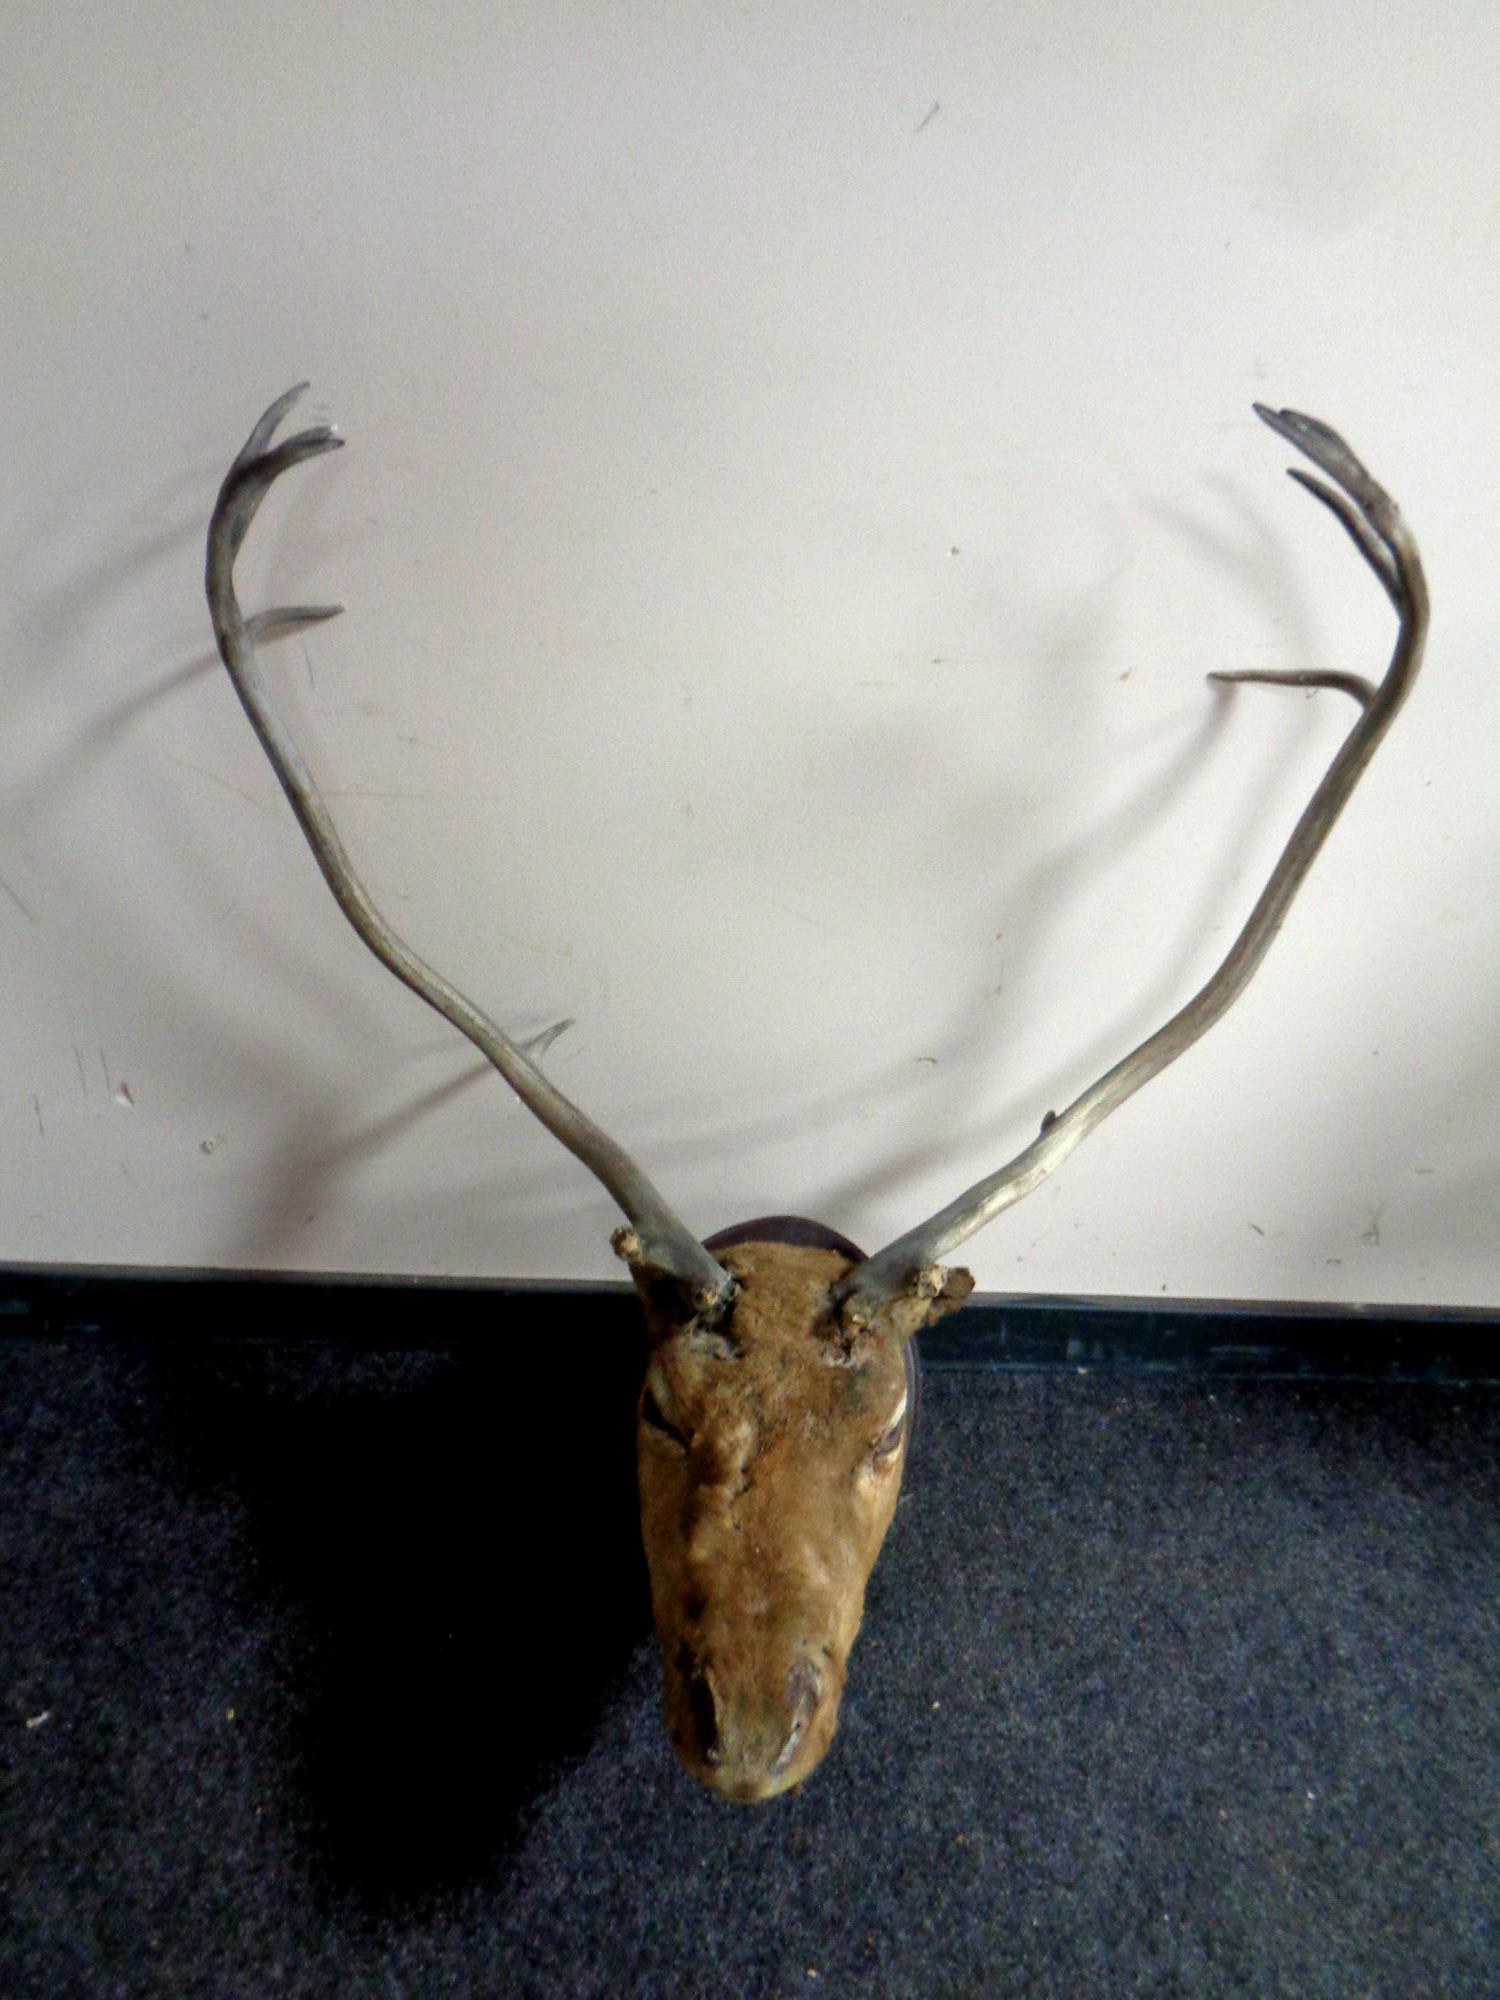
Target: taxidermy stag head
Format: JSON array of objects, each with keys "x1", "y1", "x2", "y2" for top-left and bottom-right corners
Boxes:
[{"x1": 208, "y1": 388, "x2": 1426, "y2": 1801}]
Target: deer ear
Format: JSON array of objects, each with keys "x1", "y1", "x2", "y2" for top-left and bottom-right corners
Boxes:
[
  {"x1": 923, "y1": 1267, "x2": 976, "y2": 1323},
  {"x1": 837, "y1": 1265, "x2": 974, "y2": 1351}
]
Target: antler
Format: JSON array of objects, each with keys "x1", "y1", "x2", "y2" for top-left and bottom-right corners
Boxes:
[
  {"x1": 206, "y1": 385, "x2": 735, "y2": 1313},
  {"x1": 840, "y1": 405, "x2": 1429, "y2": 1323}
]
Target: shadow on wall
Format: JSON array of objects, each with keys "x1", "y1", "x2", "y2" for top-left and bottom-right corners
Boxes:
[{"x1": 146, "y1": 1287, "x2": 650, "y2": 1909}]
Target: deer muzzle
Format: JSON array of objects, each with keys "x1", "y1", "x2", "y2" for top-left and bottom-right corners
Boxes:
[{"x1": 673, "y1": 1645, "x2": 832, "y2": 1802}]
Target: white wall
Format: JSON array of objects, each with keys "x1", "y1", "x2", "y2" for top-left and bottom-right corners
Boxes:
[{"x1": 3, "y1": 2, "x2": 1496, "y2": 1303}]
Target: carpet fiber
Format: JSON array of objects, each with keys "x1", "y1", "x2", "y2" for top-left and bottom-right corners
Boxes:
[{"x1": 4, "y1": 1313, "x2": 1498, "y2": 1997}]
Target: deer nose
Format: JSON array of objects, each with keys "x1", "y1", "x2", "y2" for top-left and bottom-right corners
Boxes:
[{"x1": 676, "y1": 1651, "x2": 829, "y2": 1797}]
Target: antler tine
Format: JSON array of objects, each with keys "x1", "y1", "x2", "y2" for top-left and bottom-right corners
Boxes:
[
  {"x1": 842, "y1": 405, "x2": 1428, "y2": 1321},
  {"x1": 206, "y1": 386, "x2": 735, "y2": 1314}
]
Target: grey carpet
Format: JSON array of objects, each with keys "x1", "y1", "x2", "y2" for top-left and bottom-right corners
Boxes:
[{"x1": 4, "y1": 1323, "x2": 1498, "y2": 1998}]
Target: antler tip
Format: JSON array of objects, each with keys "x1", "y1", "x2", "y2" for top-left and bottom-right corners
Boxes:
[
  {"x1": 289, "y1": 425, "x2": 344, "y2": 459},
  {"x1": 255, "y1": 386, "x2": 343, "y2": 464},
  {"x1": 261, "y1": 381, "x2": 312, "y2": 428},
  {"x1": 1252, "y1": 401, "x2": 1313, "y2": 450}
]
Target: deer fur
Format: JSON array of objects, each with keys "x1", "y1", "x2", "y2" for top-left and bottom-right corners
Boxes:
[{"x1": 630, "y1": 1230, "x2": 971, "y2": 1799}]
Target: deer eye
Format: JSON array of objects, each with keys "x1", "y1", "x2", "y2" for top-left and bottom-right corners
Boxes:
[
  {"x1": 641, "y1": 1377, "x2": 690, "y2": 1449},
  {"x1": 870, "y1": 1395, "x2": 908, "y2": 1469}
]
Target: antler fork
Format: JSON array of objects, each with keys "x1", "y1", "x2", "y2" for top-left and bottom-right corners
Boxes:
[{"x1": 206, "y1": 384, "x2": 736, "y2": 1314}]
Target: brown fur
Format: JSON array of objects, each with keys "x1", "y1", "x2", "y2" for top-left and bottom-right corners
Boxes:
[{"x1": 630, "y1": 1239, "x2": 967, "y2": 1801}]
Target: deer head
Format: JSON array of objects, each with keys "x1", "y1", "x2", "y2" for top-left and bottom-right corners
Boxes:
[{"x1": 207, "y1": 388, "x2": 1426, "y2": 1800}]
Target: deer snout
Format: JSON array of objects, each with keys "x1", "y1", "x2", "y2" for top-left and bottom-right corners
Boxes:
[{"x1": 670, "y1": 1647, "x2": 833, "y2": 1803}]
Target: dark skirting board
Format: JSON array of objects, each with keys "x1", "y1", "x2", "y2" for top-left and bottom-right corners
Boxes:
[{"x1": 2, "y1": 1260, "x2": 1496, "y2": 1379}]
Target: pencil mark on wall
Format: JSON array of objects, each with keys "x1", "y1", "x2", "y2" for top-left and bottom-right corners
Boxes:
[
  {"x1": 0, "y1": 875, "x2": 37, "y2": 925},
  {"x1": 914, "y1": 101, "x2": 940, "y2": 135},
  {"x1": 756, "y1": 895, "x2": 831, "y2": 933},
  {"x1": 32, "y1": 1095, "x2": 44, "y2": 1138},
  {"x1": 165, "y1": 751, "x2": 260, "y2": 807}
]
